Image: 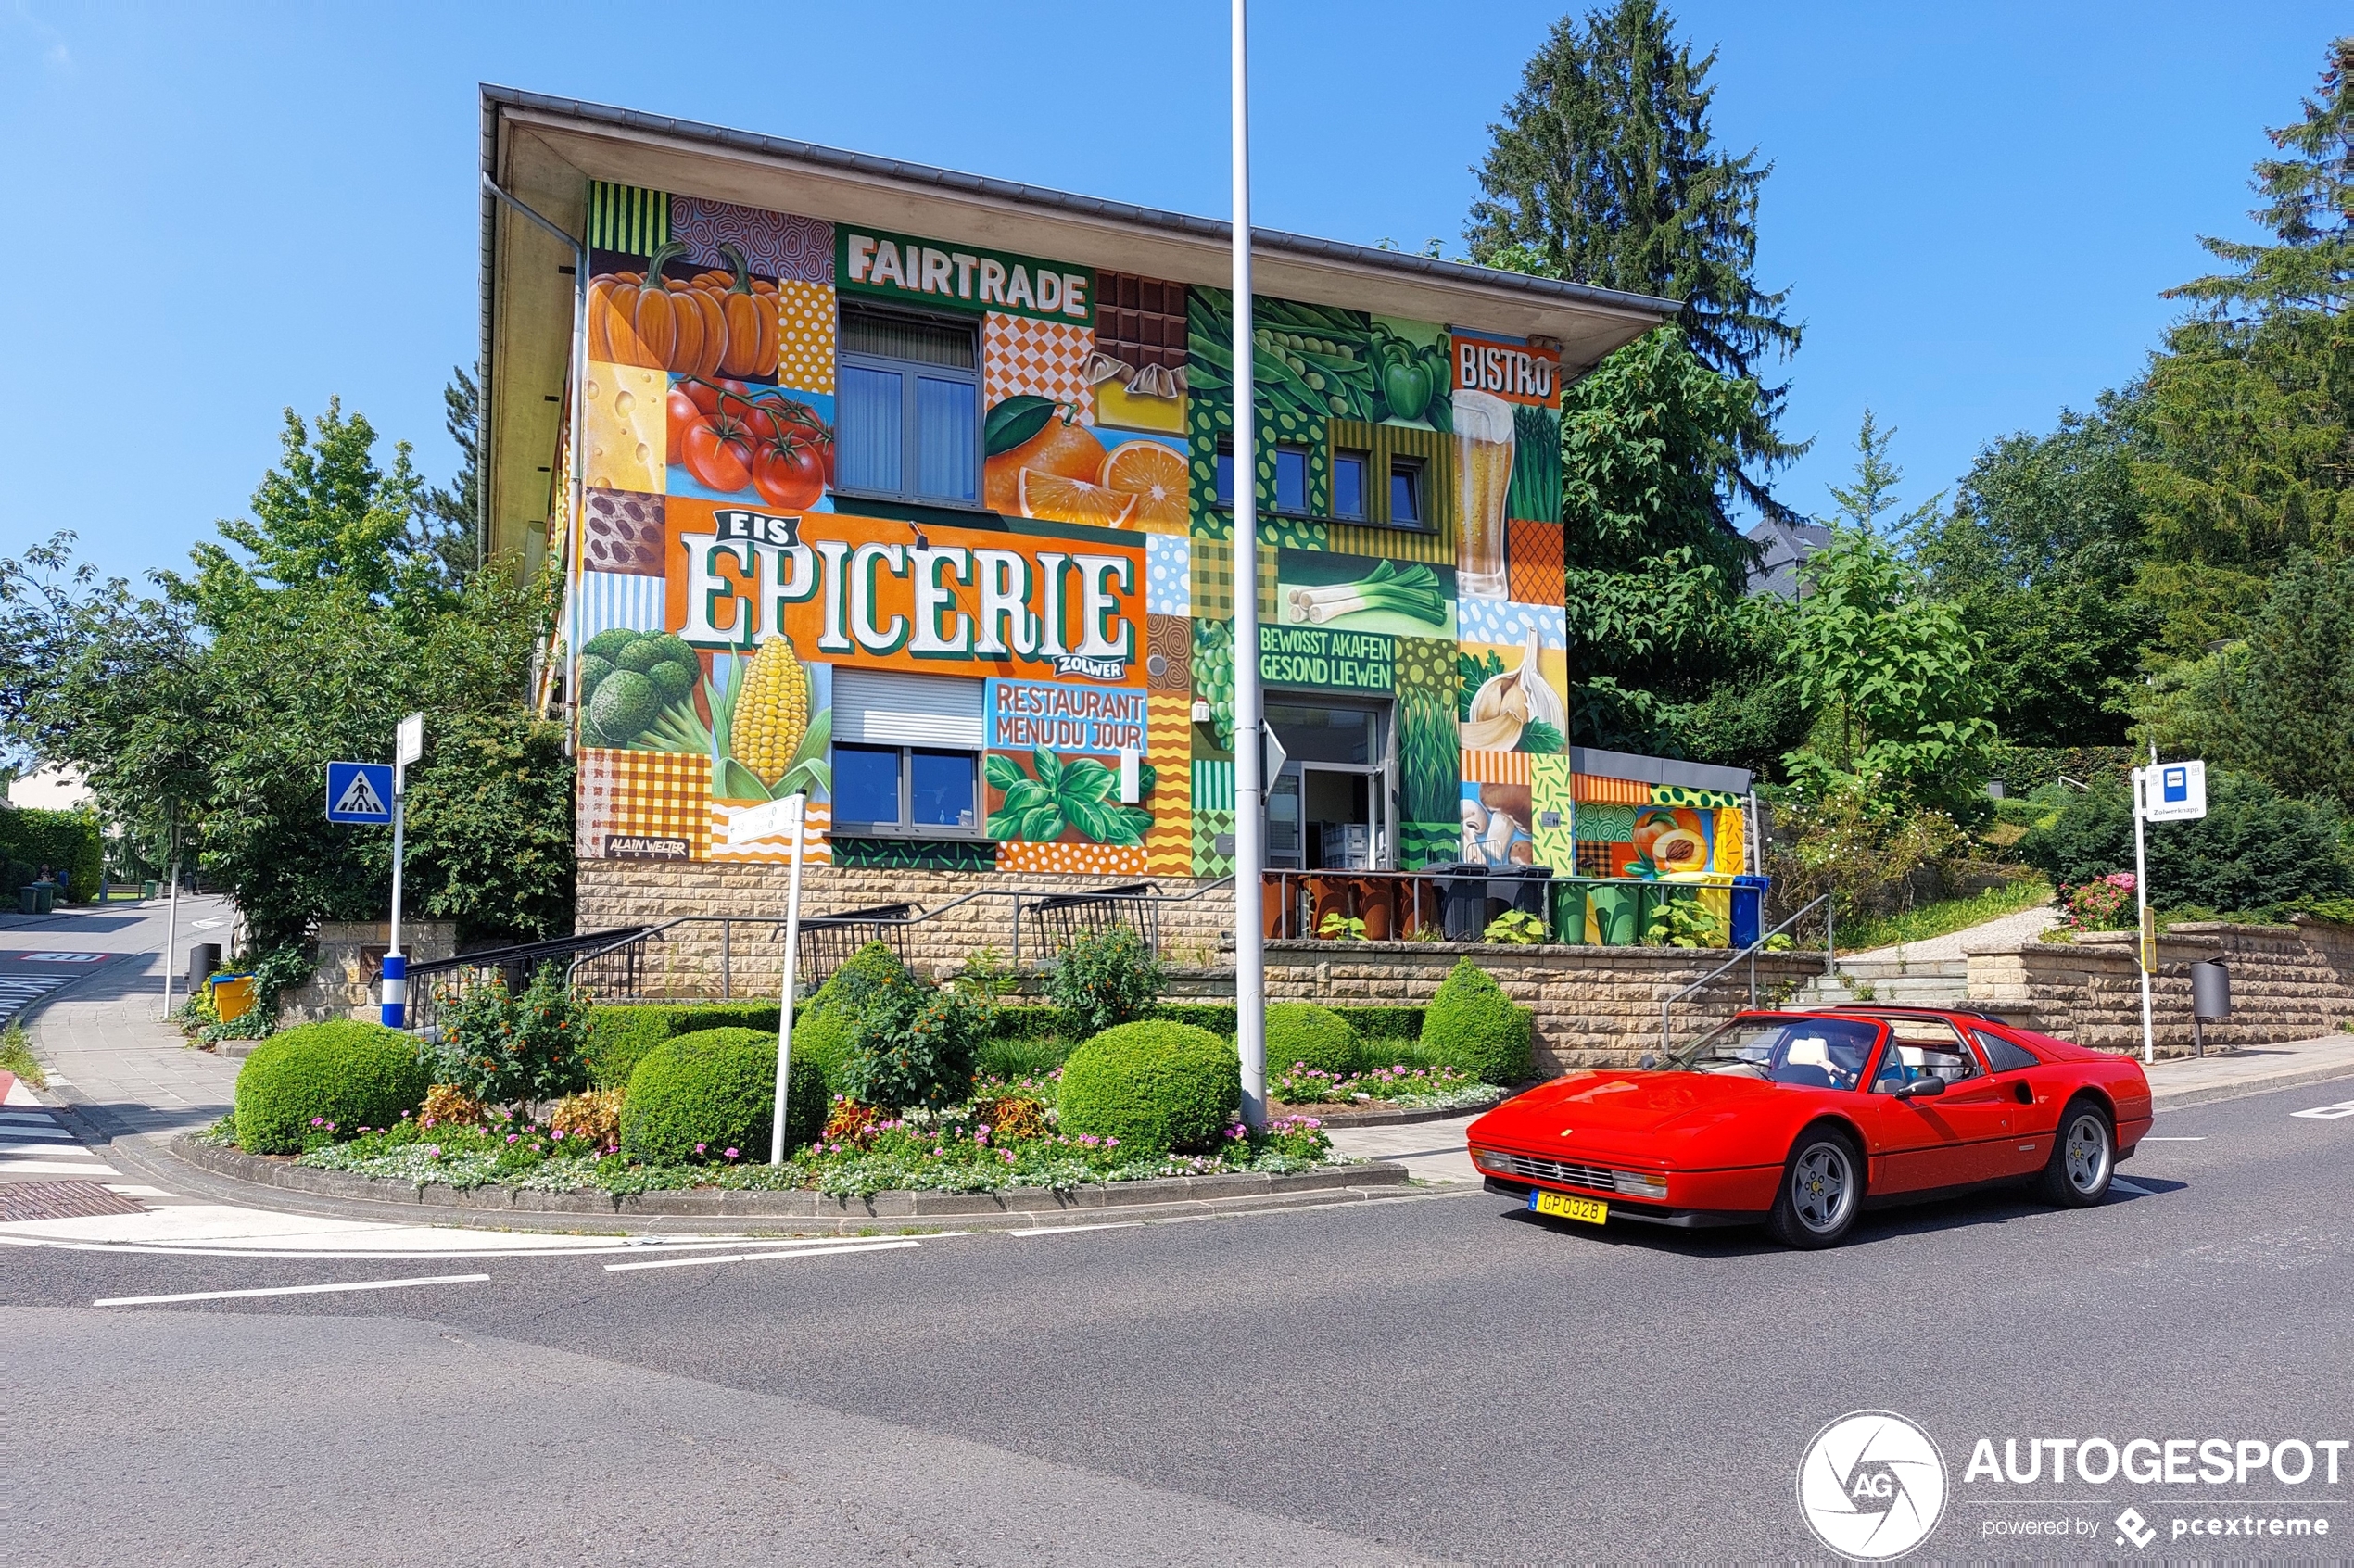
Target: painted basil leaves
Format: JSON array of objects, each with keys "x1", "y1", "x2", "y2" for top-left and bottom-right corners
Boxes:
[{"x1": 983, "y1": 750, "x2": 1157, "y2": 846}]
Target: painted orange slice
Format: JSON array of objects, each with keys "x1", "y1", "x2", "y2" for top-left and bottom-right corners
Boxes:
[{"x1": 1019, "y1": 468, "x2": 1138, "y2": 527}]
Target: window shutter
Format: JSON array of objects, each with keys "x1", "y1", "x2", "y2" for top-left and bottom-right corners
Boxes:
[{"x1": 833, "y1": 669, "x2": 985, "y2": 748}]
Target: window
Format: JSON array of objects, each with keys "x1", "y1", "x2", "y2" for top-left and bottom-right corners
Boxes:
[
  {"x1": 830, "y1": 669, "x2": 986, "y2": 837},
  {"x1": 1273, "y1": 445, "x2": 1310, "y2": 513},
  {"x1": 1214, "y1": 442, "x2": 1235, "y2": 506},
  {"x1": 1389, "y1": 458, "x2": 1424, "y2": 526},
  {"x1": 835, "y1": 308, "x2": 980, "y2": 504},
  {"x1": 1973, "y1": 1031, "x2": 2042, "y2": 1073},
  {"x1": 1871, "y1": 1019, "x2": 1985, "y2": 1093},
  {"x1": 1332, "y1": 449, "x2": 1368, "y2": 521}
]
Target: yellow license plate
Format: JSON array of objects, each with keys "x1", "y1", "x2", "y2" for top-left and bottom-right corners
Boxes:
[{"x1": 1530, "y1": 1190, "x2": 1609, "y2": 1225}]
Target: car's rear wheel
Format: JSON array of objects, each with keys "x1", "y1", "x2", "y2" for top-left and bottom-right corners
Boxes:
[
  {"x1": 1767, "y1": 1129, "x2": 1862, "y2": 1248},
  {"x1": 2038, "y1": 1099, "x2": 2113, "y2": 1207}
]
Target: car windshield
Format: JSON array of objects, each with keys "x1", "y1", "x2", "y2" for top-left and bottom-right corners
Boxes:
[{"x1": 1661, "y1": 1015, "x2": 1882, "y2": 1091}]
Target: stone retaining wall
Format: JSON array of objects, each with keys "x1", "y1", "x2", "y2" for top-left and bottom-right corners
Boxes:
[
  {"x1": 279, "y1": 919, "x2": 458, "y2": 1024},
  {"x1": 1964, "y1": 919, "x2": 2354, "y2": 1056}
]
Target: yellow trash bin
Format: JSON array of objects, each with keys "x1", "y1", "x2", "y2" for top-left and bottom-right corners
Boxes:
[{"x1": 210, "y1": 973, "x2": 259, "y2": 1025}]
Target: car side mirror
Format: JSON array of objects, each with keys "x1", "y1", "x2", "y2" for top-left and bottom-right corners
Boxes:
[{"x1": 1896, "y1": 1077, "x2": 1946, "y2": 1099}]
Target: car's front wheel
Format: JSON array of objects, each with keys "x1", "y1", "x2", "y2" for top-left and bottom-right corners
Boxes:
[
  {"x1": 1767, "y1": 1129, "x2": 1862, "y2": 1248},
  {"x1": 2038, "y1": 1099, "x2": 2114, "y2": 1207}
]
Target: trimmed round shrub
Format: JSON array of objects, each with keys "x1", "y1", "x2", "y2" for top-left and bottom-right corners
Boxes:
[
  {"x1": 622, "y1": 1027, "x2": 827, "y2": 1165},
  {"x1": 807, "y1": 940, "x2": 917, "y2": 1018},
  {"x1": 1057, "y1": 1021, "x2": 1239, "y2": 1157},
  {"x1": 234, "y1": 1021, "x2": 429, "y2": 1154},
  {"x1": 1266, "y1": 1003, "x2": 1360, "y2": 1076},
  {"x1": 790, "y1": 1009, "x2": 854, "y2": 1093},
  {"x1": 1418, "y1": 957, "x2": 1533, "y2": 1085}
]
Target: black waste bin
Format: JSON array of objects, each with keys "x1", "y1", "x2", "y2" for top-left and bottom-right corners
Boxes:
[
  {"x1": 1435, "y1": 864, "x2": 1493, "y2": 942},
  {"x1": 1490, "y1": 865, "x2": 1553, "y2": 918},
  {"x1": 190, "y1": 942, "x2": 222, "y2": 987}
]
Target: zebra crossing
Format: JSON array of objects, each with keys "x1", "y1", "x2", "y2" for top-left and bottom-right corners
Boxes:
[
  {"x1": 0, "y1": 974, "x2": 72, "y2": 1029},
  {"x1": 0, "y1": 1099, "x2": 120, "y2": 1181}
]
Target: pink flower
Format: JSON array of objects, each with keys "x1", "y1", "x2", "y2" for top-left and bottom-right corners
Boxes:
[
  {"x1": 724, "y1": 1147, "x2": 739, "y2": 1159},
  {"x1": 695, "y1": 1143, "x2": 707, "y2": 1155},
  {"x1": 506, "y1": 1133, "x2": 519, "y2": 1144}
]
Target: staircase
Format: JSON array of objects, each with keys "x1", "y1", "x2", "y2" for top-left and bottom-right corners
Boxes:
[{"x1": 1790, "y1": 955, "x2": 1970, "y2": 1010}]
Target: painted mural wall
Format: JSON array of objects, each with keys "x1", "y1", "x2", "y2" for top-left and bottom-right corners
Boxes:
[{"x1": 562, "y1": 180, "x2": 1739, "y2": 884}]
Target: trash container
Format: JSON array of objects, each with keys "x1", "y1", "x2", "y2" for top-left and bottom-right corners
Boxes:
[
  {"x1": 141, "y1": 879, "x2": 158, "y2": 901},
  {"x1": 189, "y1": 942, "x2": 222, "y2": 987},
  {"x1": 31, "y1": 881, "x2": 56, "y2": 915},
  {"x1": 1587, "y1": 882, "x2": 1641, "y2": 945},
  {"x1": 1550, "y1": 880, "x2": 1588, "y2": 944},
  {"x1": 18, "y1": 886, "x2": 36, "y2": 917},
  {"x1": 1729, "y1": 875, "x2": 1768, "y2": 950},
  {"x1": 1436, "y1": 864, "x2": 1493, "y2": 942},
  {"x1": 1491, "y1": 865, "x2": 1553, "y2": 918},
  {"x1": 211, "y1": 973, "x2": 258, "y2": 1024},
  {"x1": 2191, "y1": 960, "x2": 2231, "y2": 1019}
]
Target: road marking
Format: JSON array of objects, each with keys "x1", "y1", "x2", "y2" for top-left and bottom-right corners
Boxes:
[
  {"x1": 2110, "y1": 1177, "x2": 2155, "y2": 1196},
  {"x1": 603, "y1": 1240, "x2": 919, "y2": 1272},
  {"x1": 2141, "y1": 1135, "x2": 2205, "y2": 1141},
  {"x1": 2291, "y1": 1100, "x2": 2354, "y2": 1120},
  {"x1": 1007, "y1": 1221, "x2": 1143, "y2": 1237},
  {"x1": 94, "y1": 1272, "x2": 490, "y2": 1307}
]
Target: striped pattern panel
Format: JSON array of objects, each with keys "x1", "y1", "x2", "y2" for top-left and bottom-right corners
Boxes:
[
  {"x1": 1462, "y1": 749, "x2": 1532, "y2": 785},
  {"x1": 1145, "y1": 693, "x2": 1194, "y2": 876},
  {"x1": 576, "y1": 570, "x2": 668, "y2": 643},
  {"x1": 1324, "y1": 417, "x2": 1454, "y2": 563},
  {"x1": 1191, "y1": 759, "x2": 1235, "y2": 812},
  {"x1": 1575, "y1": 773, "x2": 1652, "y2": 805},
  {"x1": 1326, "y1": 520, "x2": 1450, "y2": 565},
  {"x1": 588, "y1": 183, "x2": 668, "y2": 256}
]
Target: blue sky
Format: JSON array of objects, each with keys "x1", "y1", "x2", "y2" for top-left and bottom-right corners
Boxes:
[{"x1": 2, "y1": 2, "x2": 2343, "y2": 583}]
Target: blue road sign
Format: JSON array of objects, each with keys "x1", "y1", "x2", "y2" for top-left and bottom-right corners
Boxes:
[{"x1": 325, "y1": 762, "x2": 396, "y2": 824}]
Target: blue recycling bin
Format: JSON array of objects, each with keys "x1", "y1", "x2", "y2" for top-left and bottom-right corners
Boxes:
[{"x1": 1729, "y1": 875, "x2": 1767, "y2": 950}]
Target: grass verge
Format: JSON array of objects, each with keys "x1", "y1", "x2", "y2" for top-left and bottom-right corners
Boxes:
[
  {"x1": 1839, "y1": 876, "x2": 2053, "y2": 955},
  {"x1": 0, "y1": 1021, "x2": 48, "y2": 1089}
]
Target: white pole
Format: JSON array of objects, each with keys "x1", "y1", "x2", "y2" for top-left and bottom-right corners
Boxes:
[
  {"x1": 2133, "y1": 765, "x2": 2155, "y2": 1065},
  {"x1": 384, "y1": 787, "x2": 408, "y2": 1028},
  {"x1": 770, "y1": 792, "x2": 809, "y2": 1165},
  {"x1": 1230, "y1": 0, "x2": 1267, "y2": 1131},
  {"x1": 159, "y1": 816, "x2": 181, "y2": 1021}
]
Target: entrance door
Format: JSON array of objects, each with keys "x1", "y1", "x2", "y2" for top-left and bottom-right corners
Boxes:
[
  {"x1": 1302, "y1": 766, "x2": 1375, "y2": 869},
  {"x1": 1265, "y1": 697, "x2": 1392, "y2": 870}
]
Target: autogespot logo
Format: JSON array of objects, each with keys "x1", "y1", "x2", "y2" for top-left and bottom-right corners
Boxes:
[{"x1": 1797, "y1": 1410, "x2": 1950, "y2": 1561}]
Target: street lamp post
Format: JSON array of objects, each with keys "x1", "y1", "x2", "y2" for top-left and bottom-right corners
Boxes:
[{"x1": 1230, "y1": 0, "x2": 1267, "y2": 1130}]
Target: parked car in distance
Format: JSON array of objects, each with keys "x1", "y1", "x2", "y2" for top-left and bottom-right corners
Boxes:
[{"x1": 1466, "y1": 1007, "x2": 2154, "y2": 1247}]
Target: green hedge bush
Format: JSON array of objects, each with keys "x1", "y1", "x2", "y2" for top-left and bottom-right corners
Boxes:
[
  {"x1": 234, "y1": 1021, "x2": 428, "y2": 1154},
  {"x1": 1057, "y1": 1021, "x2": 1239, "y2": 1157},
  {"x1": 791, "y1": 1009, "x2": 854, "y2": 1091},
  {"x1": 1418, "y1": 958, "x2": 1533, "y2": 1085},
  {"x1": 0, "y1": 804, "x2": 103, "y2": 902},
  {"x1": 588, "y1": 1002, "x2": 778, "y2": 1089},
  {"x1": 1266, "y1": 1003, "x2": 1360, "y2": 1076},
  {"x1": 620, "y1": 1027, "x2": 825, "y2": 1165}
]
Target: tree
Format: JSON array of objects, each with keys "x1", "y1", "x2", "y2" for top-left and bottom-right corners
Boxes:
[
  {"x1": 2132, "y1": 39, "x2": 2353, "y2": 664},
  {"x1": 404, "y1": 710, "x2": 576, "y2": 945},
  {"x1": 1913, "y1": 393, "x2": 2157, "y2": 745},
  {"x1": 418, "y1": 366, "x2": 482, "y2": 583},
  {"x1": 2020, "y1": 769, "x2": 2354, "y2": 914},
  {"x1": 2208, "y1": 550, "x2": 2354, "y2": 808},
  {"x1": 1467, "y1": 0, "x2": 1805, "y2": 519},
  {"x1": 1780, "y1": 522, "x2": 1995, "y2": 814},
  {"x1": 1825, "y1": 410, "x2": 1942, "y2": 543}
]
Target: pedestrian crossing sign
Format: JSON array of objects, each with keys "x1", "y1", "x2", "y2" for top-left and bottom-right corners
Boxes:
[{"x1": 325, "y1": 761, "x2": 396, "y2": 823}]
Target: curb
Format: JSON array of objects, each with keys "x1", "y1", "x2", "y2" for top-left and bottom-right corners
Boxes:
[
  {"x1": 166, "y1": 1136, "x2": 1415, "y2": 1233},
  {"x1": 2151, "y1": 1057, "x2": 2354, "y2": 1114}
]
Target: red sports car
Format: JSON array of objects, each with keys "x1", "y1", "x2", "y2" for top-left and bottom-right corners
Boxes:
[{"x1": 1465, "y1": 1007, "x2": 2154, "y2": 1247}]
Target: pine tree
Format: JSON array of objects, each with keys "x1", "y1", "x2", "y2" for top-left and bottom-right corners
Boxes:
[
  {"x1": 1466, "y1": 0, "x2": 1804, "y2": 519},
  {"x1": 419, "y1": 365, "x2": 482, "y2": 582}
]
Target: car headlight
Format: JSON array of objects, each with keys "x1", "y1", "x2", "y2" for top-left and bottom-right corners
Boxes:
[
  {"x1": 1612, "y1": 1170, "x2": 1669, "y2": 1199},
  {"x1": 1472, "y1": 1148, "x2": 1514, "y2": 1175}
]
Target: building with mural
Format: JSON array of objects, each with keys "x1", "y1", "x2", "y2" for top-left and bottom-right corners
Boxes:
[{"x1": 478, "y1": 89, "x2": 1757, "y2": 955}]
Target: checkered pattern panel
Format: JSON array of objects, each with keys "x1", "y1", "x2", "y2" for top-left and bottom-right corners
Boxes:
[
  {"x1": 1575, "y1": 841, "x2": 1616, "y2": 878},
  {"x1": 775, "y1": 280, "x2": 836, "y2": 394},
  {"x1": 576, "y1": 748, "x2": 712, "y2": 858},
  {"x1": 984, "y1": 314, "x2": 1095, "y2": 422}
]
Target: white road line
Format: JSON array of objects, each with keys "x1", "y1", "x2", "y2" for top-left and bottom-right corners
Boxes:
[
  {"x1": 0, "y1": 1159, "x2": 120, "y2": 1175},
  {"x1": 2110, "y1": 1176, "x2": 2155, "y2": 1196},
  {"x1": 94, "y1": 1272, "x2": 490, "y2": 1308},
  {"x1": 1007, "y1": 1221, "x2": 1143, "y2": 1237},
  {"x1": 2141, "y1": 1135, "x2": 2206, "y2": 1141},
  {"x1": 603, "y1": 1240, "x2": 919, "y2": 1272},
  {"x1": 0, "y1": 1233, "x2": 899, "y2": 1259}
]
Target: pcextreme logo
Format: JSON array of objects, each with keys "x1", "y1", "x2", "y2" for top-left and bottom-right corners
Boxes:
[{"x1": 1796, "y1": 1410, "x2": 1949, "y2": 1561}]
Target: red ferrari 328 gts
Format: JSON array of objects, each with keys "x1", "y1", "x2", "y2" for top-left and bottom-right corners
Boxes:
[{"x1": 1466, "y1": 1007, "x2": 2153, "y2": 1248}]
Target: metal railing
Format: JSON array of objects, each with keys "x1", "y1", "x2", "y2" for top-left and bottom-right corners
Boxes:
[
  {"x1": 559, "y1": 904, "x2": 918, "y2": 1005},
  {"x1": 404, "y1": 927, "x2": 649, "y2": 1036},
  {"x1": 1657, "y1": 894, "x2": 1835, "y2": 1053}
]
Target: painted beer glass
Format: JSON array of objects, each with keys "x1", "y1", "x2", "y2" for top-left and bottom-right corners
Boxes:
[{"x1": 1453, "y1": 388, "x2": 1514, "y2": 600}]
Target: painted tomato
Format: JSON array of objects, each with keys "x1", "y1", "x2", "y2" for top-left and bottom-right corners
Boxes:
[
  {"x1": 666, "y1": 386, "x2": 704, "y2": 453},
  {"x1": 681, "y1": 411, "x2": 757, "y2": 493},
  {"x1": 752, "y1": 433, "x2": 827, "y2": 511}
]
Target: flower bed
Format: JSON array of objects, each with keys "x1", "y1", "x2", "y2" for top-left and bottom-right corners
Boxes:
[
  {"x1": 1270, "y1": 1060, "x2": 1495, "y2": 1112},
  {"x1": 210, "y1": 1079, "x2": 1341, "y2": 1201}
]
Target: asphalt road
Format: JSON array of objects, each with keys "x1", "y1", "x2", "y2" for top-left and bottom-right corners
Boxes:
[{"x1": 7, "y1": 1079, "x2": 2354, "y2": 1565}]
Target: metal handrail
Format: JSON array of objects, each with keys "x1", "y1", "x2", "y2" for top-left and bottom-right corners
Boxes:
[{"x1": 1658, "y1": 894, "x2": 1835, "y2": 1052}]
